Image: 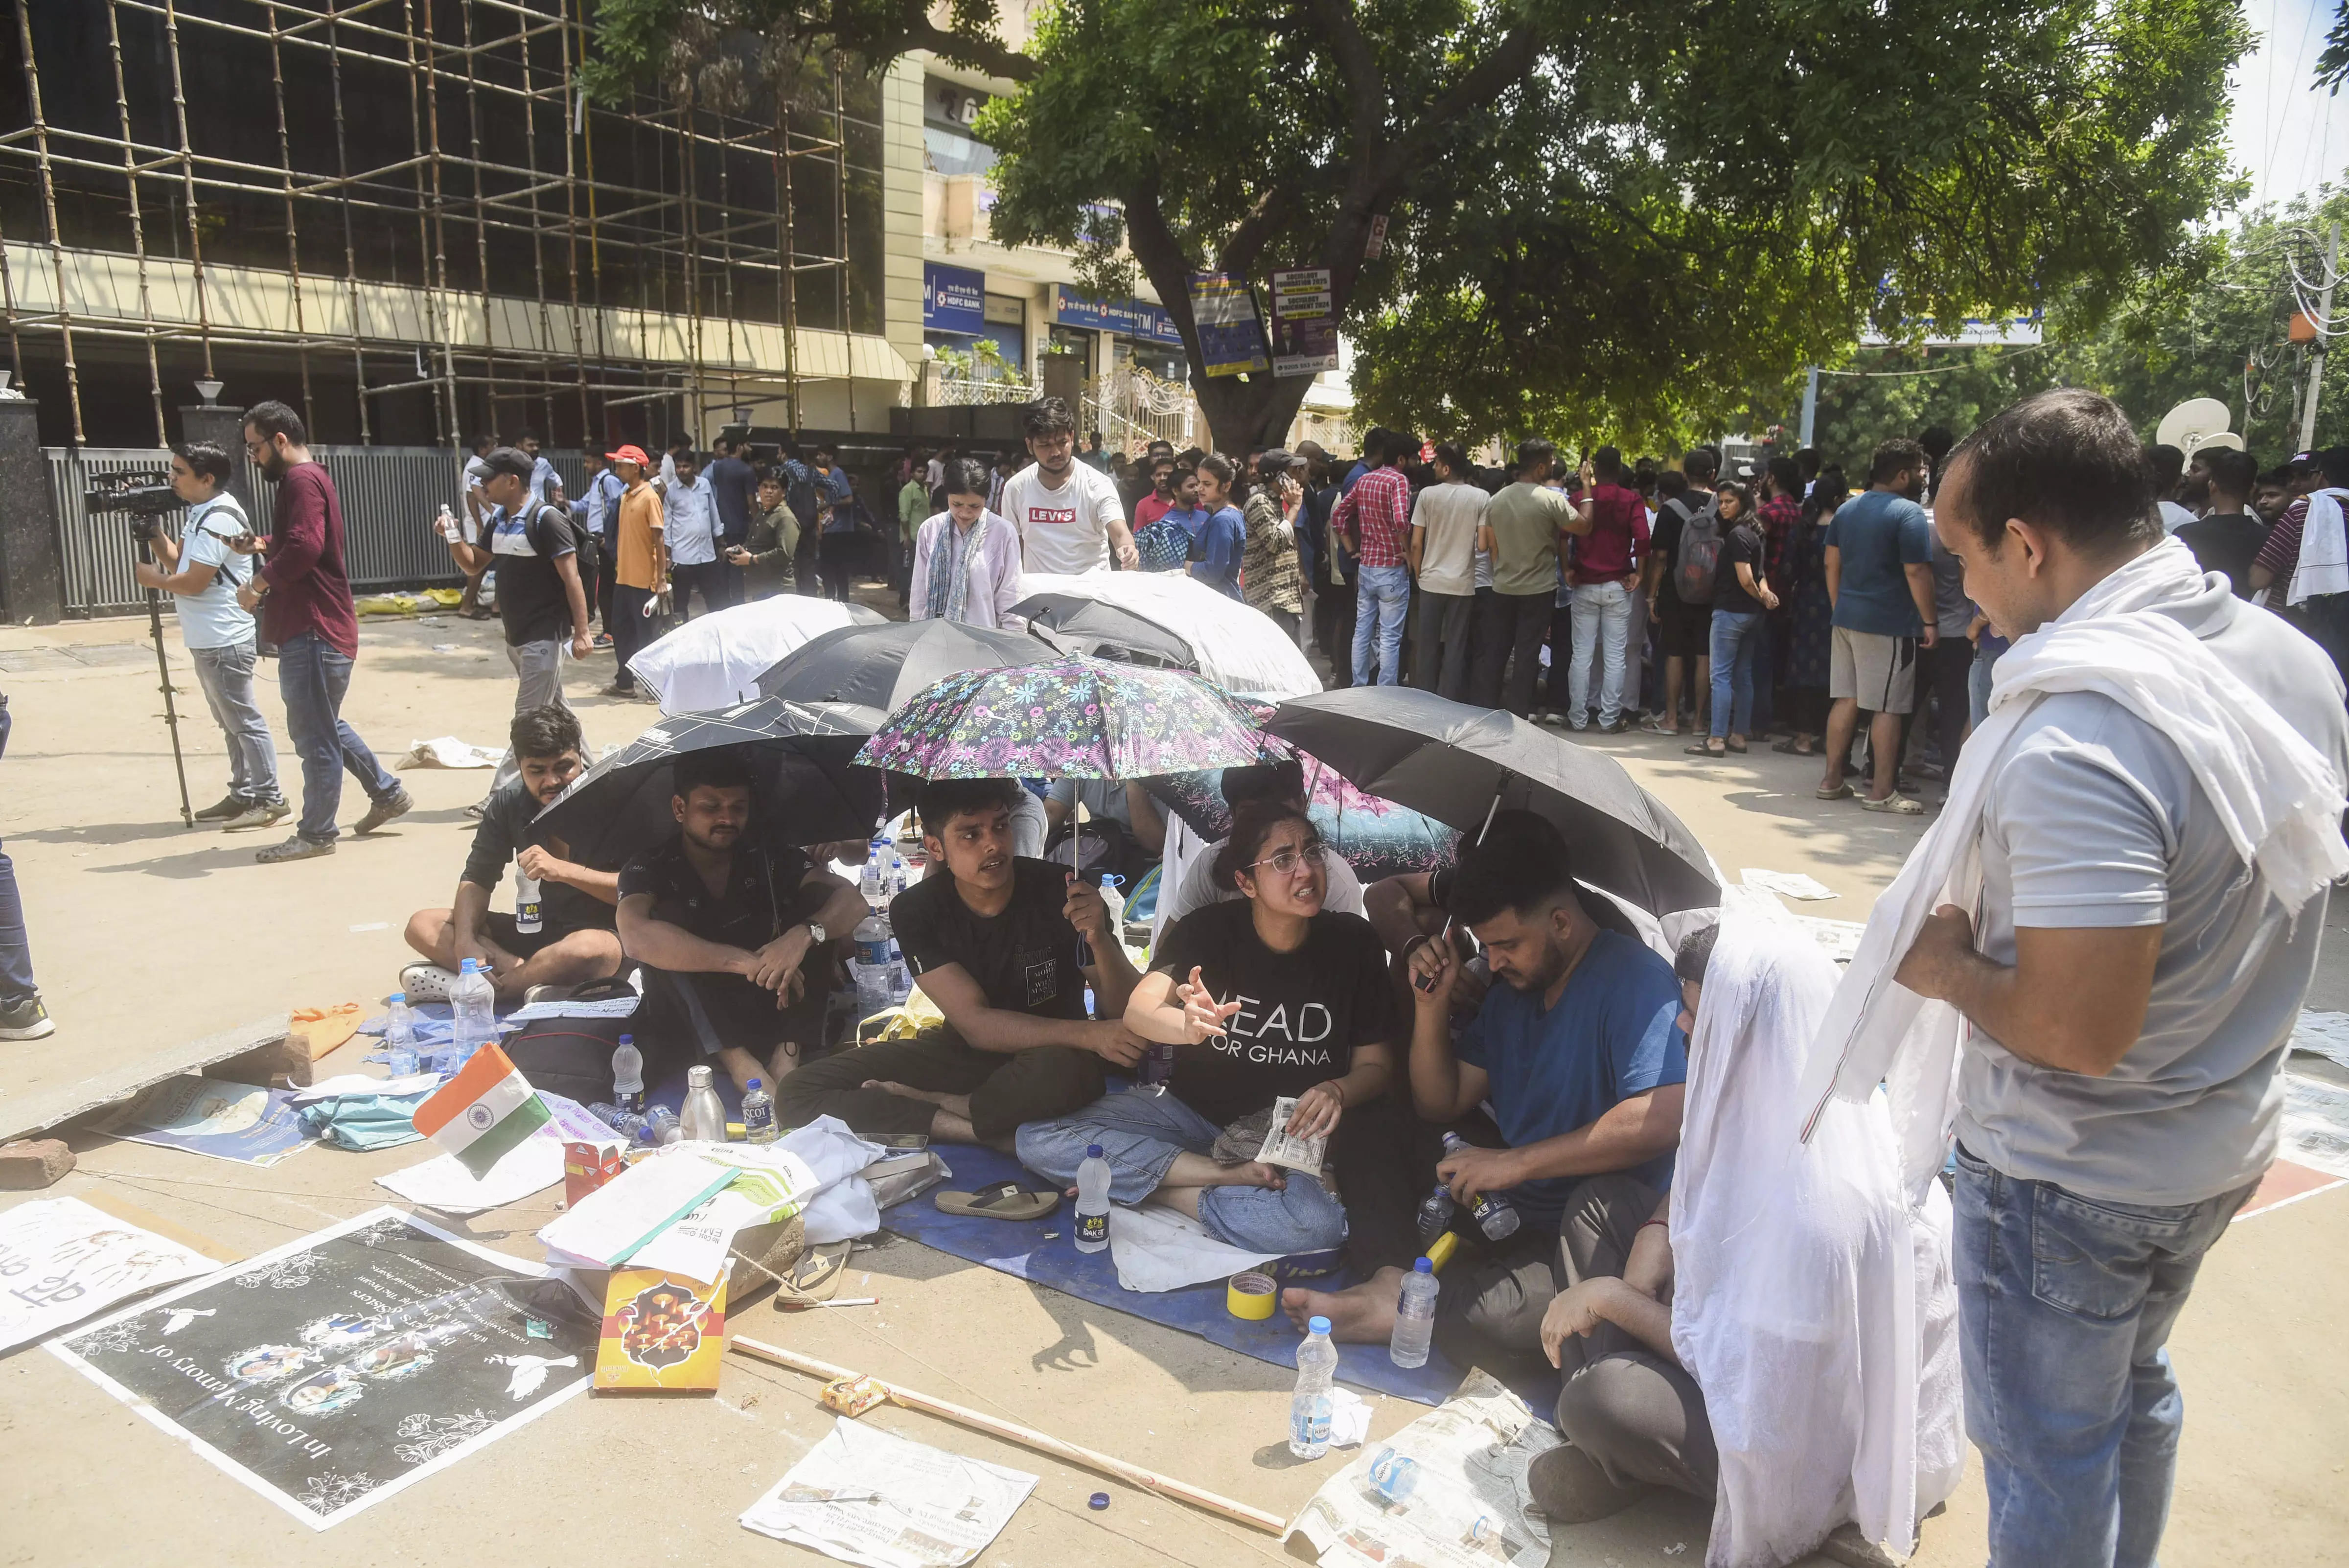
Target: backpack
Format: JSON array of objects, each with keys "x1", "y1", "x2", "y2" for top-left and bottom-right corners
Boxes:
[{"x1": 1670, "y1": 494, "x2": 1724, "y2": 605}]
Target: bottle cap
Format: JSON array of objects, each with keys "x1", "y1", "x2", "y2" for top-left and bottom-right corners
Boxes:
[
  {"x1": 619, "y1": 1034, "x2": 634, "y2": 1045},
  {"x1": 1414, "y1": 1256, "x2": 1434, "y2": 1273},
  {"x1": 1086, "y1": 1143, "x2": 1104, "y2": 1158},
  {"x1": 388, "y1": 992, "x2": 405, "y2": 1004},
  {"x1": 747, "y1": 1078, "x2": 762, "y2": 1091},
  {"x1": 1087, "y1": 1493, "x2": 1109, "y2": 1510},
  {"x1": 1309, "y1": 1315, "x2": 1331, "y2": 1335},
  {"x1": 459, "y1": 958, "x2": 477, "y2": 973}
]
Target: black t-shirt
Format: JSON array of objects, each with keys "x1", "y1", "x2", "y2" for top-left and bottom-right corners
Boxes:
[
  {"x1": 461, "y1": 780, "x2": 616, "y2": 934},
  {"x1": 890, "y1": 857, "x2": 1086, "y2": 1021},
  {"x1": 617, "y1": 834, "x2": 815, "y2": 950},
  {"x1": 1150, "y1": 902, "x2": 1396, "y2": 1129},
  {"x1": 489, "y1": 501, "x2": 580, "y2": 646},
  {"x1": 2177, "y1": 511, "x2": 2269, "y2": 600},
  {"x1": 1650, "y1": 497, "x2": 1697, "y2": 611},
  {"x1": 1712, "y1": 519, "x2": 1765, "y2": 615}
]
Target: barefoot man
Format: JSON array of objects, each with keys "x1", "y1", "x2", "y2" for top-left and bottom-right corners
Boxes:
[
  {"x1": 776, "y1": 778, "x2": 1146, "y2": 1145},
  {"x1": 1284, "y1": 811, "x2": 1686, "y2": 1382}
]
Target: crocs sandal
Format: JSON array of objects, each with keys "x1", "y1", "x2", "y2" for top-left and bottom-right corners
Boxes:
[
  {"x1": 934, "y1": 1181, "x2": 1060, "y2": 1222},
  {"x1": 1861, "y1": 793, "x2": 1925, "y2": 815}
]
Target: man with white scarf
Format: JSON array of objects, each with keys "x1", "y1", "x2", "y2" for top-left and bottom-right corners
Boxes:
[{"x1": 1804, "y1": 390, "x2": 2349, "y2": 1568}]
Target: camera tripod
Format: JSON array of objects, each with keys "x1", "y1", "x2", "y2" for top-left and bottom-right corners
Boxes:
[{"x1": 133, "y1": 534, "x2": 196, "y2": 829}]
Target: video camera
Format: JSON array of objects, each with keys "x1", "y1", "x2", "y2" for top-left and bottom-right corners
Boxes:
[{"x1": 83, "y1": 470, "x2": 182, "y2": 542}]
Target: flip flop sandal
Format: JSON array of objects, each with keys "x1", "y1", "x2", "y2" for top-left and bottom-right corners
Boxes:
[
  {"x1": 1815, "y1": 783, "x2": 1855, "y2": 800},
  {"x1": 772, "y1": 1241, "x2": 853, "y2": 1310},
  {"x1": 934, "y1": 1181, "x2": 1061, "y2": 1222},
  {"x1": 1684, "y1": 741, "x2": 1727, "y2": 757},
  {"x1": 1771, "y1": 737, "x2": 1813, "y2": 754},
  {"x1": 1726, "y1": 739, "x2": 1749, "y2": 754}
]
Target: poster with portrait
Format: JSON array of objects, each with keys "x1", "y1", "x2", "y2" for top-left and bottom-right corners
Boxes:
[
  {"x1": 1267, "y1": 269, "x2": 1340, "y2": 378},
  {"x1": 50, "y1": 1207, "x2": 597, "y2": 1529}
]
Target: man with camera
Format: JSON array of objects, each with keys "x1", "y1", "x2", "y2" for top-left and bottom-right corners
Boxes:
[
  {"x1": 236, "y1": 400, "x2": 413, "y2": 863},
  {"x1": 130, "y1": 441, "x2": 287, "y2": 832}
]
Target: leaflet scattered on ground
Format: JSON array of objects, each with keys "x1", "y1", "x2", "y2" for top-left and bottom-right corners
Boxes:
[
  {"x1": 1286, "y1": 1368, "x2": 1561, "y2": 1568},
  {"x1": 1740, "y1": 868, "x2": 1838, "y2": 900},
  {"x1": 0, "y1": 1197, "x2": 219, "y2": 1354},
  {"x1": 738, "y1": 1417, "x2": 1037, "y2": 1568}
]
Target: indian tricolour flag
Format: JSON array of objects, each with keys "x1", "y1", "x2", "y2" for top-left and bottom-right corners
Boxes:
[{"x1": 412, "y1": 1042, "x2": 551, "y2": 1177}]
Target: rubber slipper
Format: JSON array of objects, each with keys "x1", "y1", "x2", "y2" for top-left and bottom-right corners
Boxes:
[
  {"x1": 1771, "y1": 737, "x2": 1812, "y2": 754},
  {"x1": 1815, "y1": 783, "x2": 1855, "y2": 800},
  {"x1": 934, "y1": 1181, "x2": 1060, "y2": 1222},
  {"x1": 772, "y1": 1241, "x2": 852, "y2": 1309},
  {"x1": 1684, "y1": 741, "x2": 1726, "y2": 757},
  {"x1": 1725, "y1": 739, "x2": 1748, "y2": 754},
  {"x1": 1861, "y1": 793, "x2": 1925, "y2": 815}
]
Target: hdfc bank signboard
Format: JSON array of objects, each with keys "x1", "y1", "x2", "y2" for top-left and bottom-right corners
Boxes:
[{"x1": 924, "y1": 263, "x2": 987, "y2": 335}]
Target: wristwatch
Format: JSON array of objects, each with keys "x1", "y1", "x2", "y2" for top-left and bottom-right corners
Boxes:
[{"x1": 807, "y1": 922, "x2": 827, "y2": 945}]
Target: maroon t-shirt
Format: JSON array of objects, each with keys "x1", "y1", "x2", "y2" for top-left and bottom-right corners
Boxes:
[
  {"x1": 259, "y1": 462, "x2": 361, "y2": 657},
  {"x1": 1570, "y1": 483, "x2": 1652, "y2": 583}
]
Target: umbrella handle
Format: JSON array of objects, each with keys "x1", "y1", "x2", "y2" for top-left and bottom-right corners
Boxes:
[{"x1": 1435, "y1": 786, "x2": 1506, "y2": 951}]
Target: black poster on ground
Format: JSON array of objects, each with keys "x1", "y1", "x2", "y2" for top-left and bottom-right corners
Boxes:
[{"x1": 52, "y1": 1207, "x2": 599, "y2": 1529}]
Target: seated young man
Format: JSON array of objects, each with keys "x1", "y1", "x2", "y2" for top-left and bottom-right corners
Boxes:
[
  {"x1": 776, "y1": 778, "x2": 1145, "y2": 1145},
  {"x1": 615, "y1": 750, "x2": 869, "y2": 1095},
  {"x1": 402, "y1": 705, "x2": 622, "y2": 1003},
  {"x1": 1283, "y1": 810, "x2": 1686, "y2": 1383}
]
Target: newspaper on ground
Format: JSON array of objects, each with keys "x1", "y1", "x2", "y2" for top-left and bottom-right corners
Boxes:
[
  {"x1": 739, "y1": 1416, "x2": 1037, "y2": 1568},
  {"x1": 1796, "y1": 916, "x2": 1866, "y2": 965},
  {"x1": 396, "y1": 736, "x2": 501, "y2": 769},
  {"x1": 1257, "y1": 1096, "x2": 1328, "y2": 1177},
  {"x1": 0, "y1": 1197, "x2": 219, "y2": 1353},
  {"x1": 1285, "y1": 1367, "x2": 1562, "y2": 1568},
  {"x1": 1740, "y1": 868, "x2": 1837, "y2": 900}
]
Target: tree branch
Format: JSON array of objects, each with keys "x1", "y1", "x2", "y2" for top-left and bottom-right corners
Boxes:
[
  {"x1": 1220, "y1": 183, "x2": 1294, "y2": 277},
  {"x1": 891, "y1": 0, "x2": 1038, "y2": 81},
  {"x1": 1301, "y1": 0, "x2": 1387, "y2": 152},
  {"x1": 1378, "y1": 25, "x2": 1543, "y2": 184}
]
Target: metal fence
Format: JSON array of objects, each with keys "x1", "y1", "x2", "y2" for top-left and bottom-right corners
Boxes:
[{"x1": 44, "y1": 446, "x2": 588, "y2": 618}]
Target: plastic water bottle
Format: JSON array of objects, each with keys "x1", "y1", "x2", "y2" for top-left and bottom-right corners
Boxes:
[
  {"x1": 1369, "y1": 1446, "x2": 1420, "y2": 1503},
  {"x1": 1074, "y1": 1144, "x2": 1112, "y2": 1252},
  {"x1": 1290, "y1": 1316, "x2": 1338, "y2": 1458},
  {"x1": 890, "y1": 856, "x2": 907, "y2": 896},
  {"x1": 512, "y1": 858, "x2": 543, "y2": 934},
  {"x1": 1389, "y1": 1257, "x2": 1439, "y2": 1368},
  {"x1": 381, "y1": 992, "x2": 419, "y2": 1077},
  {"x1": 742, "y1": 1078, "x2": 778, "y2": 1144},
  {"x1": 1441, "y1": 1133, "x2": 1522, "y2": 1241},
  {"x1": 642, "y1": 1105, "x2": 683, "y2": 1146},
  {"x1": 680, "y1": 1064, "x2": 728, "y2": 1142},
  {"x1": 591, "y1": 1102, "x2": 649, "y2": 1141},
  {"x1": 1142, "y1": 1040, "x2": 1176, "y2": 1088},
  {"x1": 611, "y1": 1035, "x2": 644, "y2": 1115},
  {"x1": 449, "y1": 958, "x2": 497, "y2": 1069},
  {"x1": 1414, "y1": 1184, "x2": 1457, "y2": 1249},
  {"x1": 853, "y1": 912, "x2": 894, "y2": 1016},
  {"x1": 859, "y1": 844, "x2": 886, "y2": 912}
]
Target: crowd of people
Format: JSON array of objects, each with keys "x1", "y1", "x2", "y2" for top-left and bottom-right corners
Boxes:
[{"x1": 8, "y1": 374, "x2": 2342, "y2": 1568}]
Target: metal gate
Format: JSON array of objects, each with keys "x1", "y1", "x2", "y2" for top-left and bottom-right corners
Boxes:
[{"x1": 44, "y1": 447, "x2": 588, "y2": 618}]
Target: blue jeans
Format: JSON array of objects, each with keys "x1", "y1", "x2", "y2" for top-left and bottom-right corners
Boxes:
[
  {"x1": 1351, "y1": 564, "x2": 1410, "y2": 687},
  {"x1": 1953, "y1": 1144, "x2": 2256, "y2": 1568},
  {"x1": 0, "y1": 697, "x2": 31, "y2": 1001},
  {"x1": 1567, "y1": 580, "x2": 1633, "y2": 728},
  {"x1": 1707, "y1": 609, "x2": 1764, "y2": 738},
  {"x1": 188, "y1": 641, "x2": 281, "y2": 806},
  {"x1": 1016, "y1": 1088, "x2": 1349, "y2": 1255},
  {"x1": 1970, "y1": 640, "x2": 2000, "y2": 729},
  {"x1": 276, "y1": 632, "x2": 402, "y2": 844}
]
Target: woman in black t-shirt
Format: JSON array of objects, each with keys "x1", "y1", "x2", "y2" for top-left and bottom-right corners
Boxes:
[
  {"x1": 1012, "y1": 804, "x2": 1396, "y2": 1256},
  {"x1": 1692, "y1": 483, "x2": 1778, "y2": 758}
]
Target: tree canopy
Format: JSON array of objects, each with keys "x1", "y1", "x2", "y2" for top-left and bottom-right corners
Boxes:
[{"x1": 985, "y1": 0, "x2": 2250, "y2": 451}]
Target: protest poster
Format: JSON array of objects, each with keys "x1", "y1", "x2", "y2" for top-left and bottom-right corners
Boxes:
[
  {"x1": 0, "y1": 1197, "x2": 218, "y2": 1354},
  {"x1": 1267, "y1": 268, "x2": 1341, "y2": 378},
  {"x1": 114, "y1": 1075, "x2": 314, "y2": 1167},
  {"x1": 51, "y1": 1207, "x2": 598, "y2": 1529},
  {"x1": 1188, "y1": 272, "x2": 1270, "y2": 377}
]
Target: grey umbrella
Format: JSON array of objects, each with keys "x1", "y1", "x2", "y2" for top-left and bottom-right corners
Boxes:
[{"x1": 1264, "y1": 688, "x2": 1719, "y2": 915}]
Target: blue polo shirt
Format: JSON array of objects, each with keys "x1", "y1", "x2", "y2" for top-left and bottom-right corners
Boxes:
[{"x1": 1455, "y1": 929, "x2": 1688, "y2": 1218}]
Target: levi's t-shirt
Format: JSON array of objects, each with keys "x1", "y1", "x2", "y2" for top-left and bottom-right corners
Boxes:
[{"x1": 998, "y1": 461, "x2": 1127, "y2": 575}]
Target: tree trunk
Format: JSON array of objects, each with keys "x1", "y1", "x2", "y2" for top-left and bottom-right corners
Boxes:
[{"x1": 1189, "y1": 369, "x2": 1318, "y2": 453}]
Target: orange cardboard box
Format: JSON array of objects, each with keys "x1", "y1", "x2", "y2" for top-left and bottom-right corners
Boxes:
[{"x1": 564, "y1": 1138, "x2": 627, "y2": 1206}]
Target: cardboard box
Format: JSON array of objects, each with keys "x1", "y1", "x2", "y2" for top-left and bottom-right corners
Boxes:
[{"x1": 564, "y1": 1138, "x2": 627, "y2": 1206}]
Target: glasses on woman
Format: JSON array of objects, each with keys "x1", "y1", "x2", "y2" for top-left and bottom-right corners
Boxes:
[{"x1": 1248, "y1": 842, "x2": 1328, "y2": 876}]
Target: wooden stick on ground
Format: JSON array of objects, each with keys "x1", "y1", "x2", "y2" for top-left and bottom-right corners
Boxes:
[{"x1": 729, "y1": 1335, "x2": 1289, "y2": 1536}]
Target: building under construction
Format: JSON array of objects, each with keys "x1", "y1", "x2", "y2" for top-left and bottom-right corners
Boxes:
[{"x1": 0, "y1": 0, "x2": 922, "y2": 453}]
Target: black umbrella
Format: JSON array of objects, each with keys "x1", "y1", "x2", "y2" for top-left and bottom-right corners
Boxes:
[
  {"x1": 1007, "y1": 592, "x2": 1198, "y2": 670},
  {"x1": 754, "y1": 618, "x2": 1055, "y2": 716},
  {"x1": 1264, "y1": 688, "x2": 1719, "y2": 915},
  {"x1": 533, "y1": 697, "x2": 885, "y2": 869}
]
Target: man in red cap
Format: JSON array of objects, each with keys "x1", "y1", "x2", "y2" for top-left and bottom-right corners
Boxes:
[{"x1": 604, "y1": 445, "x2": 666, "y2": 698}]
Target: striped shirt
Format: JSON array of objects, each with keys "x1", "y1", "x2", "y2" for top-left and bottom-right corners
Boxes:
[{"x1": 1334, "y1": 464, "x2": 1412, "y2": 568}]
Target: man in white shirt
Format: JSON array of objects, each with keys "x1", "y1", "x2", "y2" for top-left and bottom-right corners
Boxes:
[
  {"x1": 517, "y1": 428, "x2": 567, "y2": 511},
  {"x1": 662, "y1": 449, "x2": 731, "y2": 618},
  {"x1": 996, "y1": 396, "x2": 1138, "y2": 574},
  {"x1": 1408, "y1": 442, "x2": 1489, "y2": 699},
  {"x1": 459, "y1": 431, "x2": 497, "y2": 620},
  {"x1": 133, "y1": 441, "x2": 286, "y2": 831}
]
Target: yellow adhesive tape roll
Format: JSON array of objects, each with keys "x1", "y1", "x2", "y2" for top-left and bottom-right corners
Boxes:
[{"x1": 1227, "y1": 1271, "x2": 1277, "y2": 1320}]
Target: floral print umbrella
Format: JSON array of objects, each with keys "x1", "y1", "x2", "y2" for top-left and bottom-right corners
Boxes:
[{"x1": 854, "y1": 656, "x2": 1267, "y2": 780}]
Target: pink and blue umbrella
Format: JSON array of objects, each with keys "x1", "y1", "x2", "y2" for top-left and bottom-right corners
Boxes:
[{"x1": 854, "y1": 656, "x2": 1267, "y2": 781}]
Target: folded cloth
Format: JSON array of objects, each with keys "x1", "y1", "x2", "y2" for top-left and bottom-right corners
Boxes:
[
  {"x1": 1210, "y1": 1108, "x2": 1275, "y2": 1166},
  {"x1": 2288, "y1": 487, "x2": 2349, "y2": 606},
  {"x1": 297, "y1": 1090, "x2": 433, "y2": 1151}
]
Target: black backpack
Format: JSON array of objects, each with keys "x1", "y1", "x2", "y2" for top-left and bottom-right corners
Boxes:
[{"x1": 1669, "y1": 494, "x2": 1724, "y2": 605}]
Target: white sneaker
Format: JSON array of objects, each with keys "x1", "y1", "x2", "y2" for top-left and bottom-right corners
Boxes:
[{"x1": 399, "y1": 963, "x2": 459, "y2": 1003}]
